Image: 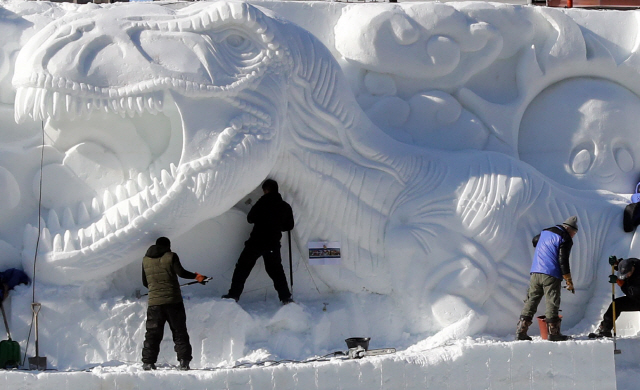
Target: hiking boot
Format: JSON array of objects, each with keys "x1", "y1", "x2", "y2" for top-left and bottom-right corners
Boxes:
[
  {"x1": 142, "y1": 363, "x2": 156, "y2": 371},
  {"x1": 588, "y1": 322, "x2": 613, "y2": 339},
  {"x1": 547, "y1": 319, "x2": 570, "y2": 341},
  {"x1": 515, "y1": 316, "x2": 533, "y2": 341},
  {"x1": 178, "y1": 359, "x2": 190, "y2": 371},
  {"x1": 221, "y1": 294, "x2": 239, "y2": 302}
]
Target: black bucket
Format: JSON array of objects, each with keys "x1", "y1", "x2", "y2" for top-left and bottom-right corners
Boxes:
[{"x1": 345, "y1": 337, "x2": 370, "y2": 350}]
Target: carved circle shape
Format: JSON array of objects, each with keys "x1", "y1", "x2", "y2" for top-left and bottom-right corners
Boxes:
[
  {"x1": 425, "y1": 35, "x2": 459, "y2": 72},
  {"x1": 519, "y1": 77, "x2": 640, "y2": 193}
]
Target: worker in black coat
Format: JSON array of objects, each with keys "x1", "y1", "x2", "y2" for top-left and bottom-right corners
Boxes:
[
  {"x1": 590, "y1": 257, "x2": 640, "y2": 338},
  {"x1": 222, "y1": 179, "x2": 294, "y2": 304}
]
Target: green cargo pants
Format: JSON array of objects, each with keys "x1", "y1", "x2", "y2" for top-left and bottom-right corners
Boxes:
[{"x1": 520, "y1": 273, "x2": 562, "y2": 322}]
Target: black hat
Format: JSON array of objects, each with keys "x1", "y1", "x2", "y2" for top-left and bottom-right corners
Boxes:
[
  {"x1": 156, "y1": 237, "x2": 171, "y2": 248},
  {"x1": 618, "y1": 259, "x2": 635, "y2": 279},
  {"x1": 562, "y1": 216, "x2": 578, "y2": 232}
]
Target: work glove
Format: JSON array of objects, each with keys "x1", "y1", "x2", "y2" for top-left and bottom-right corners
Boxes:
[
  {"x1": 609, "y1": 255, "x2": 620, "y2": 266},
  {"x1": 609, "y1": 274, "x2": 619, "y2": 284},
  {"x1": 563, "y1": 274, "x2": 575, "y2": 294},
  {"x1": 195, "y1": 273, "x2": 208, "y2": 284},
  {"x1": 617, "y1": 279, "x2": 626, "y2": 287}
]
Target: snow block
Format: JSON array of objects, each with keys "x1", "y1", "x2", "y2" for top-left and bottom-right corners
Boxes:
[{"x1": 2, "y1": 339, "x2": 616, "y2": 390}]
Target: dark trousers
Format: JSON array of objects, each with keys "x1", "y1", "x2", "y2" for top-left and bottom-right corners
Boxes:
[
  {"x1": 602, "y1": 295, "x2": 640, "y2": 328},
  {"x1": 520, "y1": 273, "x2": 562, "y2": 322},
  {"x1": 141, "y1": 302, "x2": 192, "y2": 364},
  {"x1": 228, "y1": 244, "x2": 291, "y2": 301}
]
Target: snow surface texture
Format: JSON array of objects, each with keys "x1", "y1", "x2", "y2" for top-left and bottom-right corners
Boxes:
[
  {"x1": 0, "y1": 0, "x2": 635, "y2": 384},
  {"x1": 2, "y1": 335, "x2": 617, "y2": 389}
]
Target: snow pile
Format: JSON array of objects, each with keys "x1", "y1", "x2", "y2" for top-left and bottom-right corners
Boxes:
[{"x1": 2, "y1": 334, "x2": 617, "y2": 390}]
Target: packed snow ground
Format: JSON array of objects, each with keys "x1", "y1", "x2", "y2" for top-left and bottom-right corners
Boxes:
[{"x1": 0, "y1": 285, "x2": 632, "y2": 389}]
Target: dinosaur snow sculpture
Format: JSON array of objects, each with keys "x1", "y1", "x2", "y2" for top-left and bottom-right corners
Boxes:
[{"x1": 10, "y1": 2, "x2": 627, "y2": 335}]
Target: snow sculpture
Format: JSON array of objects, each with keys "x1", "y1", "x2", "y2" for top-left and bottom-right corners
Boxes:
[
  {"x1": 0, "y1": 1, "x2": 634, "y2": 338},
  {"x1": 519, "y1": 78, "x2": 640, "y2": 193}
]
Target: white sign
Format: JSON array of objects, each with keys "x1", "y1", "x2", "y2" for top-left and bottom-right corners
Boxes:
[{"x1": 308, "y1": 241, "x2": 341, "y2": 265}]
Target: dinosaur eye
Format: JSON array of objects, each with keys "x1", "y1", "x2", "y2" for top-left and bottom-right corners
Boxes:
[
  {"x1": 615, "y1": 147, "x2": 634, "y2": 172},
  {"x1": 226, "y1": 34, "x2": 247, "y2": 48}
]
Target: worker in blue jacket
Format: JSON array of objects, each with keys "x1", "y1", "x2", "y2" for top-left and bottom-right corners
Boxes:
[
  {"x1": 516, "y1": 216, "x2": 577, "y2": 341},
  {"x1": 623, "y1": 181, "x2": 640, "y2": 232}
]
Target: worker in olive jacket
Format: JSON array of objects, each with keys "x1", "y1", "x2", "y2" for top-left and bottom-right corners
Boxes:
[{"x1": 141, "y1": 237, "x2": 207, "y2": 371}]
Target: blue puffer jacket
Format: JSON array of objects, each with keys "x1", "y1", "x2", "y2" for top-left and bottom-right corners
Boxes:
[
  {"x1": 530, "y1": 225, "x2": 573, "y2": 279},
  {"x1": 632, "y1": 182, "x2": 640, "y2": 203}
]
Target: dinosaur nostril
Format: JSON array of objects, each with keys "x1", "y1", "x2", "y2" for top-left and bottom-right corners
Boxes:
[
  {"x1": 615, "y1": 148, "x2": 634, "y2": 173},
  {"x1": 571, "y1": 149, "x2": 592, "y2": 175}
]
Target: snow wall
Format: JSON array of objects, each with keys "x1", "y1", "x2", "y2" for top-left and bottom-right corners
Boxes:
[{"x1": 0, "y1": 0, "x2": 633, "y2": 386}]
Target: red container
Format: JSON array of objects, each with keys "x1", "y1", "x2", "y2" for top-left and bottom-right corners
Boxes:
[
  {"x1": 537, "y1": 316, "x2": 549, "y2": 340},
  {"x1": 537, "y1": 315, "x2": 562, "y2": 340}
]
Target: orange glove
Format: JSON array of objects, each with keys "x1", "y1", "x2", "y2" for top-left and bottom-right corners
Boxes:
[
  {"x1": 617, "y1": 279, "x2": 625, "y2": 287},
  {"x1": 195, "y1": 273, "x2": 206, "y2": 284},
  {"x1": 563, "y1": 274, "x2": 575, "y2": 294}
]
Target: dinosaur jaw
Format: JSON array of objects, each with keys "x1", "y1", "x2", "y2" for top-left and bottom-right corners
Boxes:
[{"x1": 15, "y1": 81, "x2": 280, "y2": 284}]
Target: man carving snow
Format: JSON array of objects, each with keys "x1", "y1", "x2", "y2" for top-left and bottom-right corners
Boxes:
[
  {"x1": 141, "y1": 237, "x2": 207, "y2": 371},
  {"x1": 516, "y1": 216, "x2": 577, "y2": 341},
  {"x1": 222, "y1": 179, "x2": 294, "y2": 304},
  {"x1": 590, "y1": 258, "x2": 640, "y2": 338}
]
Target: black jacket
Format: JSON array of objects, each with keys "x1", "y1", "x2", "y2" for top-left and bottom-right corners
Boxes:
[
  {"x1": 619, "y1": 258, "x2": 640, "y2": 303},
  {"x1": 246, "y1": 192, "x2": 294, "y2": 248}
]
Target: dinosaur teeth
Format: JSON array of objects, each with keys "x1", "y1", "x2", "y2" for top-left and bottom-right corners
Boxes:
[
  {"x1": 61, "y1": 207, "x2": 76, "y2": 229},
  {"x1": 103, "y1": 190, "x2": 115, "y2": 210},
  {"x1": 126, "y1": 179, "x2": 139, "y2": 197},
  {"x1": 191, "y1": 16, "x2": 203, "y2": 31},
  {"x1": 91, "y1": 197, "x2": 102, "y2": 218},
  {"x1": 127, "y1": 200, "x2": 139, "y2": 220},
  {"x1": 41, "y1": 228, "x2": 52, "y2": 252},
  {"x1": 77, "y1": 202, "x2": 90, "y2": 225},
  {"x1": 115, "y1": 184, "x2": 127, "y2": 203},
  {"x1": 137, "y1": 172, "x2": 151, "y2": 189},
  {"x1": 218, "y1": 3, "x2": 231, "y2": 20},
  {"x1": 161, "y1": 169, "x2": 174, "y2": 189},
  {"x1": 114, "y1": 209, "x2": 125, "y2": 230},
  {"x1": 63, "y1": 230, "x2": 77, "y2": 252},
  {"x1": 47, "y1": 209, "x2": 61, "y2": 232},
  {"x1": 53, "y1": 233, "x2": 63, "y2": 252},
  {"x1": 230, "y1": 2, "x2": 246, "y2": 20},
  {"x1": 152, "y1": 177, "x2": 165, "y2": 198},
  {"x1": 101, "y1": 218, "x2": 114, "y2": 237}
]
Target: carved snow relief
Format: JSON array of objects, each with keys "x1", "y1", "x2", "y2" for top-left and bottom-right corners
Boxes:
[{"x1": 0, "y1": 1, "x2": 636, "y2": 338}]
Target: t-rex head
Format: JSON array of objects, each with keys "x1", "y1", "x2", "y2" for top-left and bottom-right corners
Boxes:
[{"x1": 13, "y1": 2, "x2": 298, "y2": 284}]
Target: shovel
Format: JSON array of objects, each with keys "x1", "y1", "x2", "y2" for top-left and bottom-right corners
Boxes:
[{"x1": 28, "y1": 303, "x2": 46, "y2": 371}]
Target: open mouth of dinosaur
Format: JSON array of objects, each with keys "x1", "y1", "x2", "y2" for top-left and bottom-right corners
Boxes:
[{"x1": 15, "y1": 83, "x2": 274, "y2": 260}]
